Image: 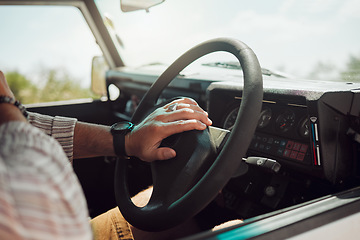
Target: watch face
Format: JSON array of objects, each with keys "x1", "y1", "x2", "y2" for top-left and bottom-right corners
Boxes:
[{"x1": 111, "y1": 122, "x2": 134, "y2": 134}]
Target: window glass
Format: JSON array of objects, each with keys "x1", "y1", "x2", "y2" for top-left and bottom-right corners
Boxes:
[
  {"x1": 0, "y1": 6, "x2": 103, "y2": 104},
  {"x1": 96, "y1": 0, "x2": 360, "y2": 83}
]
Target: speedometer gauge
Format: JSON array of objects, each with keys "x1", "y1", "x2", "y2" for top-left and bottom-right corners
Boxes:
[{"x1": 223, "y1": 107, "x2": 239, "y2": 130}]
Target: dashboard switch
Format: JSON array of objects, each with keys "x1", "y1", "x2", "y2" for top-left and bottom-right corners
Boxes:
[{"x1": 243, "y1": 157, "x2": 281, "y2": 173}]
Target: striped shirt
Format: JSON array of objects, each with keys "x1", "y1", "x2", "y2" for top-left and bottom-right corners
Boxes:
[
  {"x1": 0, "y1": 113, "x2": 93, "y2": 239},
  {"x1": 28, "y1": 112, "x2": 76, "y2": 163}
]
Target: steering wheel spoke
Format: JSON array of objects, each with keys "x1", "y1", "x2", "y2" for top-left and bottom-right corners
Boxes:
[{"x1": 151, "y1": 129, "x2": 217, "y2": 205}]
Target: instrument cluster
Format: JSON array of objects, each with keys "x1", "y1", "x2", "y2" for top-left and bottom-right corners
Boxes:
[{"x1": 222, "y1": 101, "x2": 313, "y2": 165}]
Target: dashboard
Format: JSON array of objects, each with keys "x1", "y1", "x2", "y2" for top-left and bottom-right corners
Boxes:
[
  {"x1": 208, "y1": 80, "x2": 360, "y2": 181},
  {"x1": 210, "y1": 89, "x2": 315, "y2": 173},
  {"x1": 108, "y1": 67, "x2": 360, "y2": 218},
  {"x1": 205, "y1": 79, "x2": 360, "y2": 217}
]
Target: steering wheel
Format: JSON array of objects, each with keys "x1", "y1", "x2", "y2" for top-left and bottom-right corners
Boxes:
[{"x1": 114, "y1": 38, "x2": 263, "y2": 231}]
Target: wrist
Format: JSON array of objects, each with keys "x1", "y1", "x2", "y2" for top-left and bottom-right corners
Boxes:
[
  {"x1": 0, "y1": 95, "x2": 28, "y2": 118},
  {"x1": 0, "y1": 104, "x2": 27, "y2": 124},
  {"x1": 0, "y1": 96, "x2": 28, "y2": 124}
]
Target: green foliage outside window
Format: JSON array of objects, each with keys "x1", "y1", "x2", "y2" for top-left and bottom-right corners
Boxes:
[
  {"x1": 341, "y1": 55, "x2": 360, "y2": 82},
  {"x1": 5, "y1": 68, "x2": 98, "y2": 104},
  {"x1": 5, "y1": 54, "x2": 360, "y2": 105}
]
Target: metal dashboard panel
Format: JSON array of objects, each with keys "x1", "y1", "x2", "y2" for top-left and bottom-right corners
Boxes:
[
  {"x1": 207, "y1": 78, "x2": 360, "y2": 101},
  {"x1": 207, "y1": 79, "x2": 360, "y2": 184}
]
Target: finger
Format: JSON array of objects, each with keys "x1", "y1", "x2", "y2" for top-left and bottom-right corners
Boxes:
[
  {"x1": 157, "y1": 120, "x2": 208, "y2": 139},
  {"x1": 139, "y1": 147, "x2": 176, "y2": 162},
  {"x1": 175, "y1": 103, "x2": 208, "y2": 116},
  {"x1": 154, "y1": 147, "x2": 177, "y2": 161},
  {"x1": 165, "y1": 98, "x2": 199, "y2": 110},
  {"x1": 165, "y1": 108, "x2": 212, "y2": 126},
  {"x1": 165, "y1": 98, "x2": 209, "y2": 119},
  {"x1": 178, "y1": 97, "x2": 199, "y2": 106}
]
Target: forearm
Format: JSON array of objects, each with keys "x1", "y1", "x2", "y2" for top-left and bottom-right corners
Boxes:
[
  {"x1": 73, "y1": 121, "x2": 115, "y2": 159},
  {"x1": 28, "y1": 113, "x2": 114, "y2": 160}
]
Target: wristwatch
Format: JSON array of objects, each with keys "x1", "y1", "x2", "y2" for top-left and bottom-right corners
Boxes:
[{"x1": 110, "y1": 121, "x2": 134, "y2": 157}]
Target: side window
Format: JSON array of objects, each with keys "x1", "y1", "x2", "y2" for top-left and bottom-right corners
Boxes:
[{"x1": 0, "y1": 5, "x2": 103, "y2": 104}]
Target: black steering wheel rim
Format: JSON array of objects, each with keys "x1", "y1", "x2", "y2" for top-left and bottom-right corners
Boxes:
[{"x1": 115, "y1": 38, "x2": 263, "y2": 231}]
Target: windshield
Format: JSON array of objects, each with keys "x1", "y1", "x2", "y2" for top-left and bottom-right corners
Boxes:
[{"x1": 95, "y1": 0, "x2": 360, "y2": 82}]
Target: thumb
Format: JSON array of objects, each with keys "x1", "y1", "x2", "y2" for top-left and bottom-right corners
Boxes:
[{"x1": 154, "y1": 147, "x2": 176, "y2": 161}]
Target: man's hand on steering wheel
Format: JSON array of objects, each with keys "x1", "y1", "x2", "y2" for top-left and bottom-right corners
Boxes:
[{"x1": 125, "y1": 98, "x2": 212, "y2": 162}]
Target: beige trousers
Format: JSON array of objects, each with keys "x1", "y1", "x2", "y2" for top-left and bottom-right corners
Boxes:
[{"x1": 90, "y1": 207, "x2": 134, "y2": 240}]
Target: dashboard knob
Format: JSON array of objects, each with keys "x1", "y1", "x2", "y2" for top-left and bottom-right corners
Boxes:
[{"x1": 264, "y1": 186, "x2": 276, "y2": 197}]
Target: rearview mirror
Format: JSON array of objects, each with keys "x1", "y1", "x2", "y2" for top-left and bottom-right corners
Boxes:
[{"x1": 120, "y1": 0, "x2": 165, "y2": 12}]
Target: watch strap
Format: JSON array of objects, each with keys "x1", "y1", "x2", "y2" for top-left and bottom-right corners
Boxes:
[
  {"x1": 111, "y1": 122, "x2": 134, "y2": 157},
  {"x1": 113, "y1": 133, "x2": 127, "y2": 157}
]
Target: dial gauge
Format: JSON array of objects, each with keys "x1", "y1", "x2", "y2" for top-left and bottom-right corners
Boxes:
[
  {"x1": 257, "y1": 108, "x2": 272, "y2": 128},
  {"x1": 224, "y1": 107, "x2": 273, "y2": 130},
  {"x1": 223, "y1": 107, "x2": 239, "y2": 130},
  {"x1": 276, "y1": 110, "x2": 295, "y2": 133}
]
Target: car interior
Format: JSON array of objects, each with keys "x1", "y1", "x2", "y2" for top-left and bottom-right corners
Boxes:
[
  {"x1": 30, "y1": 41, "x2": 360, "y2": 238},
  {"x1": 1, "y1": 0, "x2": 360, "y2": 239}
]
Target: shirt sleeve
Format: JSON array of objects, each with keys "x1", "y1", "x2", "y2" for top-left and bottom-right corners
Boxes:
[
  {"x1": 28, "y1": 112, "x2": 77, "y2": 163},
  {"x1": 0, "y1": 121, "x2": 92, "y2": 240}
]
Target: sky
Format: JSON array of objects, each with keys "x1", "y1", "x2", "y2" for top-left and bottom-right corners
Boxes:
[
  {"x1": 0, "y1": 6, "x2": 102, "y2": 87},
  {"x1": 113, "y1": 0, "x2": 360, "y2": 78},
  {"x1": 0, "y1": 0, "x2": 359, "y2": 87}
]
